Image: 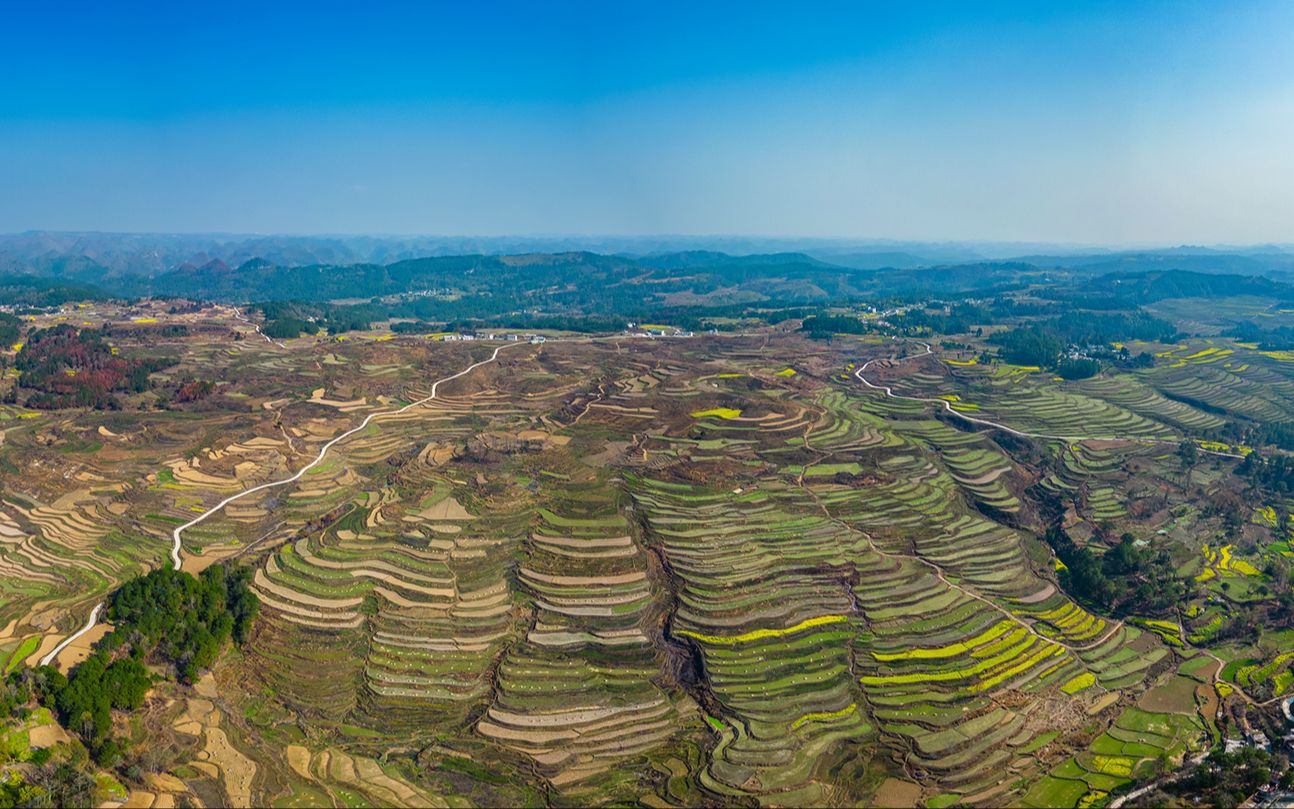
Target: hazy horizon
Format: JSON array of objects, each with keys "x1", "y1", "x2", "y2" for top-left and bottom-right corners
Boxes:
[
  {"x1": 5, "y1": 1, "x2": 1294, "y2": 243},
  {"x1": 10, "y1": 229, "x2": 1294, "y2": 258},
  {"x1": 6, "y1": 227, "x2": 1291, "y2": 247},
  {"x1": 5, "y1": 229, "x2": 1293, "y2": 254}
]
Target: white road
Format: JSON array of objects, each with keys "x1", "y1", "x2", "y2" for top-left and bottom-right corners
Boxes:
[
  {"x1": 855, "y1": 338, "x2": 1261, "y2": 803},
  {"x1": 231, "y1": 307, "x2": 287, "y2": 349},
  {"x1": 41, "y1": 333, "x2": 1238, "y2": 669},
  {"x1": 854, "y1": 339, "x2": 1246, "y2": 458},
  {"x1": 38, "y1": 603, "x2": 102, "y2": 667},
  {"x1": 165, "y1": 342, "x2": 517, "y2": 569},
  {"x1": 39, "y1": 341, "x2": 519, "y2": 668}
]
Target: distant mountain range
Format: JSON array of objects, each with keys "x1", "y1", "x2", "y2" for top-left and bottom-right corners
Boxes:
[
  {"x1": 0, "y1": 231, "x2": 1001, "y2": 280},
  {"x1": 3, "y1": 230, "x2": 1291, "y2": 278},
  {"x1": 2, "y1": 231, "x2": 1294, "y2": 306}
]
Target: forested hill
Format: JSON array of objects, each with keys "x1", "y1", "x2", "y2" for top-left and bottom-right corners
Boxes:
[
  {"x1": 130, "y1": 251, "x2": 885, "y2": 304},
  {"x1": 138, "y1": 253, "x2": 1099, "y2": 306},
  {"x1": 1083, "y1": 269, "x2": 1286, "y2": 303},
  {"x1": 5, "y1": 244, "x2": 1293, "y2": 316},
  {"x1": 44, "y1": 251, "x2": 1094, "y2": 304},
  {"x1": 0, "y1": 274, "x2": 107, "y2": 307}
]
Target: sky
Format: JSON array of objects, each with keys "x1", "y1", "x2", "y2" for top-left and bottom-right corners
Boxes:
[{"x1": 3, "y1": 0, "x2": 1294, "y2": 244}]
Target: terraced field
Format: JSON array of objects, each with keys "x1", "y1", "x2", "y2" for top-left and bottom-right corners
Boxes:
[
  {"x1": 632, "y1": 478, "x2": 872, "y2": 804},
  {"x1": 3, "y1": 304, "x2": 1285, "y2": 807}
]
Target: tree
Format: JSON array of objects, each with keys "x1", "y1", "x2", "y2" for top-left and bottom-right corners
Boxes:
[
  {"x1": 24, "y1": 562, "x2": 257, "y2": 769},
  {"x1": 1179, "y1": 440, "x2": 1198, "y2": 485}
]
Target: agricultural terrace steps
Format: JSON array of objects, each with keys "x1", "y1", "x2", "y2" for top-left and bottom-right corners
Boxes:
[
  {"x1": 39, "y1": 341, "x2": 524, "y2": 668},
  {"x1": 37, "y1": 603, "x2": 103, "y2": 667},
  {"x1": 166, "y1": 342, "x2": 520, "y2": 571},
  {"x1": 1188, "y1": 641, "x2": 1289, "y2": 708},
  {"x1": 853, "y1": 339, "x2": 1294, "y2": 703},
  {"x1": 799, "y1": 468, "x2": 1126, "y2": 656},
  {"x1": 792, "y1": 368, "x2": 1127, "y2": 656},
  {"x1": 853, "y1": 339, "x2": 1247, "y2": 459}
]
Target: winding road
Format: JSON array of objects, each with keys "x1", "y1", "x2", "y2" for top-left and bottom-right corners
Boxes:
[
  {"x1": 35, "y1": 334, "x2": 1246, "y2": 671},
  {"x1": 231, "y1": 307, "x2": 287, "y2": 349},
  {"x1": 36, "y1": 604, "x2": 102, "y2": 668},
  {"x1": 854, "y1": 342, "x2": 1294, "y2": 705},
  {"x1": 164, "y1": 342, "x2": 518, "y2": 569},
  {"x1": 854, "y1": 339, "x2": 1247, "y2": 459},
  {"x1": 40, "y1": 341, "x2": 519, "y2": 667}
]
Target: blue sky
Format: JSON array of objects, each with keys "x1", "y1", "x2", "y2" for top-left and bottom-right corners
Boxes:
[{"x1": 3, "y1": 1, "x2": 1293, "y2": 243}]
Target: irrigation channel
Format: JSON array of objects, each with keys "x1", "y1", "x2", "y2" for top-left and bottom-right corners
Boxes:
[{"x1": 39, "y1": 342, "x2": 521, "y2": 667}]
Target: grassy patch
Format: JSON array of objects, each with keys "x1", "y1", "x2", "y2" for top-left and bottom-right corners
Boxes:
[{"x1": 4, "y1": 636, "x2": 39, "y2": 674}]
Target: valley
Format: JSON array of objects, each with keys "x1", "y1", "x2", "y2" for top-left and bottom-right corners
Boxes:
[{"x1": 2, "y1": 282, "x2": 1293, "y2": 807}]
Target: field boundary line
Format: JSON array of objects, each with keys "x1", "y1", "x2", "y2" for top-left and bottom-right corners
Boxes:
[
  {"x1": 167, "y1": 342, "x2": 521, "y2": 569},
  {"x1": 853, "y1": 339, "x2": 1245, "y2": 458},
  {"x1": 39, "y1": 342, "x2": 521, "y2": 668}
]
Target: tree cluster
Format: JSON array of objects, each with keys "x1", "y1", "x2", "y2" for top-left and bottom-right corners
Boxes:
[
  {"x1": 0, "y1": 761, "x2": 98, "y2": 809},
  {"x1": 1165, "y1": 746, "x2": 1292, "y2": 808},
  {"x1": 985, "y1": 310, "x2": 1174, "y2": 374},
  {"x1": 1054, "y1": 357, "x2": 1102, "y2": 380},
  {"x1": 0, "y1": 274, "x2": 106, "y2": 308},
  {"x1": 6, "y1": 564, "x2": 257, "y2": 769},
  {"x1": 0, "y1": 313, "x2": 20, "y2": 348},
  {"x1": 1220, "y1": 419, "x2": 1294, "y2": 452},
  {"x1": 1223, "y1": 321, "x2": 1294, "y2": 350},
  {"x1": 799, "y1": 314, "x2": 868, "y2": 339},
  {"x1": 104, "y1": 564, "x2": 258, "y2": 683},
  {"x1": 14, "y1": 325, "x2": 169, "y2": 409},
  {"x1": 1239, "y1": 452, "x2": 1294, "y2": 494},
  {"x1": 172, "y1": 379, "x2": 214, "y2": 403},
  {"x1": 1045, "y1": 527, "x2": 1189, "y2": 617}
]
